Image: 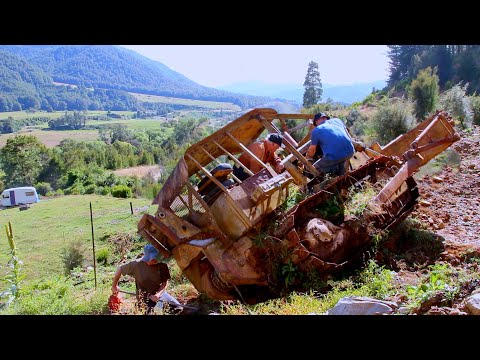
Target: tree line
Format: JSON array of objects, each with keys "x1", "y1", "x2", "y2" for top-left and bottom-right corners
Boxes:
[
  {"x1": 0, "y1": 116, "x2": 214, "y2": 199},
  {"x1": 386, "y1": 45, "x2": 480, "y2": 94}
]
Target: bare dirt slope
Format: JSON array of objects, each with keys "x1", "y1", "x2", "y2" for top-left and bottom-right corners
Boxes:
[
  {"x1": 413, "y1": 125, "x2": 480, "y2": 253},
  {"x1": 393, "y1": 124, "x2": 480, "y2": 314}
]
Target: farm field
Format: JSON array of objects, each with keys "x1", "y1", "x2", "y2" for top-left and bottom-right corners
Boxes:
[
  {"x1": 0, "y1": 128, "x2": 99, "y2": 147},
  {"x1": 0, "y1": 119, "x2": 172, "y2": 147},
  {"x1": 0, "y1": 194, "x2": 156, "y2": 285},
  {"x1": 130, "y1": 92, "x2": 241, "y2": 111},
  {"x1": 0, "y1": 110, "x2": 135, "y2": 121}
]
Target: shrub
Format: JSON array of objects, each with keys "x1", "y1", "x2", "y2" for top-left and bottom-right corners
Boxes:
[
  {"x1": 96, "y1": 248, "x2": 110, "y2": 265},
  {"x1": 368, "y1": 98, "x2": 415, "y2": 144},
  {"x1": 470, "y1": 95, "x2": 480, "y2": 126},
  {"x1": 440, "y1": 83, "x2": 473, "y2": 129},
  {"x1": 64, "y1": 183, "x2": 85, "y2": 195},
  {"x1": 346, "y1": 108, "x2": 369, "y2": 138},
  {"x1": 407, "y1": 66, "x2": 439, "y2": 121},
  {"x1": 60, "y1": 240, "x2": 85, "y2": 275},
  {"x1": 84, "y1": 184, "x2": 96, "y2": 194},
  {"x1": 34, "y1": 182, "x2": 52, "y2": 196},
  {"x1": 111, "y1": 185, "x2": 132, "y2": 198}
]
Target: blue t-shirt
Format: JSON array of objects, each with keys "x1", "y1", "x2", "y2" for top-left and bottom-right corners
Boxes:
[{"x1": 311, "y1": 118, "x2": 354, "y2": 161}]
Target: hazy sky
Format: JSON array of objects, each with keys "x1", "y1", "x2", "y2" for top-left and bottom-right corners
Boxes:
[{"x1": 121, "y1": 45, "x2": 390, "y2": 88}]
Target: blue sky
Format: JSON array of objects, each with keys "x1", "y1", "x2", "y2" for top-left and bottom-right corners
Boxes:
[{"x1": 121, "y1": 45, "x2": 390, "y2": 88}]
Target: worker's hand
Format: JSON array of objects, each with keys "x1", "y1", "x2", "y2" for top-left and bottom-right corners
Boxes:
[
  {"x1": 149, "y1": 294, "x2": 160, "y2": 302},
  {"x1": 112, "y1": 285, "x2": 119, "y2": 295},
  {"x1": 353, "y1": 141, "x2": 366, "y2": 152}
]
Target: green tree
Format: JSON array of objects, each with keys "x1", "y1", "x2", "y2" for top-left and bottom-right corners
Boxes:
[
  {"x1": 408, "y1": 67, "x2": 440, "y2": 121},
  {"x1": 303, "y1": 61, "x2": 322, "y2": 108},
  {"x1": 0, "y1": 135, "x2": 50, "y2": 188}
]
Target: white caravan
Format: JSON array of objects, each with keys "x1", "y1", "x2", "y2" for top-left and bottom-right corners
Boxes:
[{"x1": 1, "y1": 187, "x2": 39, "y2": 207}]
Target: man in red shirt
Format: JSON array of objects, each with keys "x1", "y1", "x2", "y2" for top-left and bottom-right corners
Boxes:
[{"x1": 233, "y1": 133, "x2": 285, "y2": 181}]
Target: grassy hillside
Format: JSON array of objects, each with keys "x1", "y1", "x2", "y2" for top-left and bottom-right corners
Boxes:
[
  {"x1": 0, "y1": 195, "x2": 156, "y2": 285},
  {"x1": 131, "y1": 92, "x2": 241, "y2": 111}
]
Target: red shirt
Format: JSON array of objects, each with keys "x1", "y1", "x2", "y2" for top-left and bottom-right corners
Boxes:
[{"x1": 237, "y1": 140, "x2": 283, "y2": 174}]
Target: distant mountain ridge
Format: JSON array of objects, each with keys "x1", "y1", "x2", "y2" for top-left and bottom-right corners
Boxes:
[
  {"x1": 218, "y1": 80, "x2": 387, "y2": 105},
  {"x1": 0, "y1": 45, "x2": 270, "y2": 110}
]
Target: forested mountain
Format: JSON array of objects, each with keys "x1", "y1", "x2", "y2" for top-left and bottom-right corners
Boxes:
[
  {"x1": 0, "y1": 45, "x2": 270, "y2": 110},
  {"x1": 0, "y1": 50, "x2": 142, "y2": 112},
  {"x1": 387, "y1": 45, "x2": 480, "y2": 94}
]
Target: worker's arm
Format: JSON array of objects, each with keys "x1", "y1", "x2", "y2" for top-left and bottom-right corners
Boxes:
[
  {"x1": 306, "y1": 144, "x2": 317, "y2": 159},
  {"x1": 111, "y1": 267, "x2": 122, "y2": 295},
  {"x1": 149, "y1": 280, "x2": 168, "y2": 302},
  {"x1": 272, "y1": 155, "x2": 284, "y2": 173}
]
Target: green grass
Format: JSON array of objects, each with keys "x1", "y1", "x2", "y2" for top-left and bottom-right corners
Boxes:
[
  {"x1": 414, "y1": 148, "x2": 461, "y2": 179},
  {"x1": 0, "y1": 194, "x2": 157, "y2": 285},
  {"x1": 87, "y1": 118, "x2": 172, "y2": 131},
  {"x1": 130, "y1": 92, "x2": 241, "y2": 111},
  {"x1": 220, "y1": 261, "x2": 397, "y2": 315}
]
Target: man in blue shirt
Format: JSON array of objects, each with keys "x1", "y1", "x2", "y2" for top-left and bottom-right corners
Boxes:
[{"x1": 306, "y1": 112, "x2": 355, "y2": 176}]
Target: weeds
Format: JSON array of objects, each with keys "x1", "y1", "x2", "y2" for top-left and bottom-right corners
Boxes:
[
  {"x1": 61, "y1": 239, "x2": 85, "y2": 275},
  {"x1": 0, "y1": 222, "x2": 24, "y2": 309},
  {"x1": 344, "y1": 182, "x2": 376, "y2": 217},
  {"x1": 404, "y1": 263, "x2": 457, "y2": 309},
  {"x1": 96, "y1": 247, "x2": 110, "y2": 266}
]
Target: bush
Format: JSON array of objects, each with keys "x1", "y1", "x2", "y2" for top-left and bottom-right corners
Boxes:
[
  {"x1": 84, "y1": 184, "x2": 96, "y2": 194},
  {"x1": 60, "y1": 240, "x2": 85, "y2": 275},
  {"x1": 65, "y1": 183, "x2": 85, "y2": 195},
  {"x1": 96, "y1": 248, "x2": 110, "y2": 265},
  {"x1": 440, "y1": 83, "x2": 473, "y2": 129},
  {"x1": 470, "y1": 95, "x2": 480, "y2": 126},
  {"x1": 346, "y1": 108, "x2": 369, "y2": 138},
  {"x1": 35, "y1": 182, "x2": 52, "y2": 196},
  {"x1": 368, "y1": 98, "x2": 415, "y2": 144},
  {"x1": 111, "y1": 185, "x2": 132, "y2": 198},
  {"x1": 407, "y1": 66, "x2": 439, "y2": 121}
]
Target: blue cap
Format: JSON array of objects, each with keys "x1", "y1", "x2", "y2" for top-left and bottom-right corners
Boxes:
[
  {"x1": 142, "y1": 243, "x2": 159, "y2": 262},
  {"x1": 314, "y1": 113, "x2": 330, "y2": 121}
]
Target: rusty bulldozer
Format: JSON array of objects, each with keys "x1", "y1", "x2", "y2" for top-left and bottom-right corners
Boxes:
[{"x1": 138, "y1": 108, "x2": 460, "y2": 303}]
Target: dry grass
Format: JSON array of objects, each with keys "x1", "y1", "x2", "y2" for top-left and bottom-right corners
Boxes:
[
  {"x1": 113, "y1": 165, "x2": 161, "y2": 179},
  {"x1": 0, "y1": 129, "x2": 99, "y2": 148}
]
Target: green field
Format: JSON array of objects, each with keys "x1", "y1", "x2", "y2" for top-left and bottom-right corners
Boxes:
[
  {"x1": 87, "y1": 118, "x2": 171, "y2": 131},
  {"x1": 130, "y1": 92, "x2": 241, "y2": 111},
  {"x1": 0, "y1": 118, "x2": 173, "y2": 147},
  {"x1": 0, "y1": 195, "x2": 157, "y2": 285}
]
